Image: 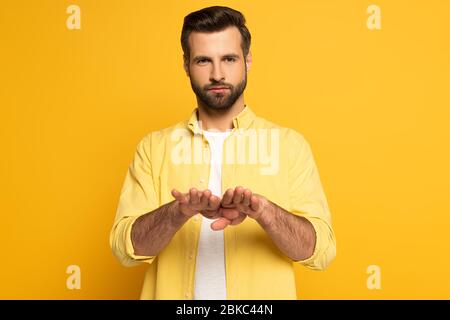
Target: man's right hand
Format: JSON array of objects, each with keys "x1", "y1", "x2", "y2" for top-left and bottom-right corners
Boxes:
[{"x1": 171, "y1": 188, "x2": 221, "y2": 219}]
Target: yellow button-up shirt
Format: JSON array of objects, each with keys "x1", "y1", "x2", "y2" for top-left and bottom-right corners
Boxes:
[{"x1": 110, "y1": 105, "x2": 336, "y2": 299}]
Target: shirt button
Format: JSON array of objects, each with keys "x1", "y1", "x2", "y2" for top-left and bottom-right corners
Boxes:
[
  {"x1": 189, "y1": 254, "x2": 194, "y2": 259},
  {"x1": 185, "y1": 293, "x2": 190, "y2": 298},
  {"x1": 199, "y1": 178, "x2": 205, "y2": 184},
  {"x1": 193, "y1": 216, "x2": 199, "y2": 222}
]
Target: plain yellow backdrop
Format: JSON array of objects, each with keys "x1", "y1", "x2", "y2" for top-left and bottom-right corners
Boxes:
[{"x1": 1, "y1": 0, "x2": 449, "y2": 299}]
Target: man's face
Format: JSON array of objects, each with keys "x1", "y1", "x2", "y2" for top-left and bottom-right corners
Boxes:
[{"x1": 184, "y1": 26, "x2": 251, "y2": 111}]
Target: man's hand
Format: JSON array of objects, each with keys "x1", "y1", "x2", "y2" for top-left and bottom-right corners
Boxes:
[
  {"x1": 171, "y1": 188, "x2": 221, "y2": 219},
  {"x1": 171, "y1": 186, "x2": 270, "y2": 231},
  {"x1": 211, "y1": 186, "x2": 269, "y2": 231},
  {"x1": 170, "y1": 186, "x2": 317, "y2": 262}
]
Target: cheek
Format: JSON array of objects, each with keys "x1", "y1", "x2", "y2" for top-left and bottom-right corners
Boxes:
[
  {"x1": 190, "y1": 67, "x2": 210, "y2": 85},
  {"x1": 227, "y1": 63, "x2": 246, "y2": 82}
]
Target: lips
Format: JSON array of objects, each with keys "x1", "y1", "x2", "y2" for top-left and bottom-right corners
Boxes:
[{"x1": 208, "y1": 87, "x2": 230, "y2": 93}]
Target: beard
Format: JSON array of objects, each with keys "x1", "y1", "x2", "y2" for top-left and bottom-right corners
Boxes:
[{"x1": 189, "y1": 73, "x2": 247, "y2": 112}]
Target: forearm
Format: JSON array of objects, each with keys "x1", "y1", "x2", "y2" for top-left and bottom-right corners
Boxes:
[
  {"x1": 131, "y1": 200, "x2": 189, "y2": 256},
  {"x1": 256, "y1": 200, "x2": 316, "y2": 261}
]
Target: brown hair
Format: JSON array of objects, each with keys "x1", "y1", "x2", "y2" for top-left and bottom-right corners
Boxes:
[{"x1": 181, "y1": 6, "x2": 251, "y2": 60}]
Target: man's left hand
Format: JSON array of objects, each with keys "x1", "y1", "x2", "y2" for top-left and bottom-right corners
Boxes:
[{"x1": 211, "y1": 186, "x2": 270, "y2": 230}]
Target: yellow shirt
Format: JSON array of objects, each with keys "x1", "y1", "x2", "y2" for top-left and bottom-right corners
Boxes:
[{"x1": 109, "y1": 105, "x2": 336, "y2": 299}]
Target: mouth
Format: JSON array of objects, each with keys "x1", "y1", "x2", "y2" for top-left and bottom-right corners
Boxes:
[{"x1": 208, "y1": 87, "x2": 230, "y2": 93}]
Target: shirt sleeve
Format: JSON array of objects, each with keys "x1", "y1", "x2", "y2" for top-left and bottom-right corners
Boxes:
[
  {"x1": 288, "y1": 130, "x2": 336, "y2": 270},
  {"x1": 109, "y1": 133, "x2": 160, "y2": 267}
]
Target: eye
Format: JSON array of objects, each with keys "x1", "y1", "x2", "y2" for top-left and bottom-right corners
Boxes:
[
  {"x1": 225, "y1": 57, "x2": 236, "y2": 62},
  {"x1": 196, "y1": 59, "x2": 209, "y2": 65}
]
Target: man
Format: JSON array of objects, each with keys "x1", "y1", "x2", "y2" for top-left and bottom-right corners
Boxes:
[{"x1": 110, "y1": 6, "x2": 336, "y2": 300}]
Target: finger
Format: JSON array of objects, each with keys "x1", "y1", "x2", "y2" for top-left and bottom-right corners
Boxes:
[
  {"x1": 171, "y1": 189, "x2": 188, "y2": 204},
  {"x1": 189, "y1": 188, "x2": 200, "y2": 205},
  {"x1": 232, "y1": 186, "x2": 245, "y2": 204},
  {"x1": 231, "y1": 212, "x2": 247, "y2": 225},
  {"x1": 220, "y1": 208, "x2": 240, "y2": 220},
  {"x1": 208, "y1": 195, "x2": 221, "y2": 210},
  {"x1": 221, "y1": 188, "x2": 234, "y2": 206},
  {"x1": 242, "y1": 189, "x2": 252, "y2": 206},
  {"x1": 211, "y1": 217, "x2": 231, "y2": 231},
  {"x1": 171, "y1": 188, "x2": 180, "y2": 199},
  {"x1": 201, "y1": 210, "x2": 221, "y2": 219},
  {"x1": 250, "y1": 195, "x2": 260, "y2": 212},
  {"x1": 200, "y1": 189, "x2": 211, "y2": 207}
]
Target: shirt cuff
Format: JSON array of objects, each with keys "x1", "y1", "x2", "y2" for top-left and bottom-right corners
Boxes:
[{"x1": 293, "y1": 216, "x2": 322, "y2": 266}]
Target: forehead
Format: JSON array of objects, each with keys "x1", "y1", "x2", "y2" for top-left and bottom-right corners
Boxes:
[{"x1": 188, "y1": 26, "x2": 242, "y2": 56}]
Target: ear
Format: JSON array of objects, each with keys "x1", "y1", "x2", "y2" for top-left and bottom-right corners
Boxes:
[
  {"x1": 245, "y1": 50, "x2": 252, "y2": 72},
  {"x1": 183, "y1": 55, "x2": 190, "y2": 77}
]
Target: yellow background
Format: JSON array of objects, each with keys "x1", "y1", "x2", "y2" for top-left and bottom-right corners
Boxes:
[{"x1": 1, "y1": 0, "x2": 449, "y2": 299}]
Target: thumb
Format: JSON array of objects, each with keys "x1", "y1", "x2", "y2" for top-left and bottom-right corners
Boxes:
[{"x1": 210, "y1": 217, "x2": 231, "y2": 231}]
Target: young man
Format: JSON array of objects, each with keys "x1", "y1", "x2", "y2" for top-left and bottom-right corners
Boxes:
[{"x1": 110, "y1": 6, "x2": 336, "y2": 300}]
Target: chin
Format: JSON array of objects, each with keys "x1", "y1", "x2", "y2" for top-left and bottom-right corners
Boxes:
[{"x1": 205, "y1": 102, "x2": 234, "y2": 111}]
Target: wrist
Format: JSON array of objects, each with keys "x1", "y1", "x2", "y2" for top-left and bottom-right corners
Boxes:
[
  {"x1": 169, "y1": 200, "x2": 190, "y2": 225},
  {"x1": 255, "y1": 196, "x2": 274, "y2": 226}
]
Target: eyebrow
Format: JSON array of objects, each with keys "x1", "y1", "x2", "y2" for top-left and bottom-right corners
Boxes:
[{"x1": 193, "y1": 54, "x2": 240, "y2": 62}]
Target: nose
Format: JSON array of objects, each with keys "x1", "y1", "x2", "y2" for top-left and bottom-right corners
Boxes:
[{"x1": 210, "y1": 61, "x2": 225, "y2": 83}]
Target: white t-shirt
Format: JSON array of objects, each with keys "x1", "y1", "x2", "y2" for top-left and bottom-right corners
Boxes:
[{"x1": 193, "y1": 129, "x2": 232, "y2": 300}]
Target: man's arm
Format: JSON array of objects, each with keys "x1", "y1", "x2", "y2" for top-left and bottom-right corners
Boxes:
[
  {"x1": 213, "y1": 187, "x2": 316, "y2": 261},
  {"x1": 255, "y1": 198, "x2": 316, "y2": 261},
  {"x1": 209, "y1": 132, "x2": 335, "y2": 268},
  {"x1": 131, "y1": 200, "x2": 188, "y2": 256},
  {"x1": 131, "y1": 188, "x2": 221, "y2": 256}
]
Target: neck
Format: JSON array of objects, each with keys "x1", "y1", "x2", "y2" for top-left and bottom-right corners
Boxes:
[{"x1": 197, "y1": 95, "x2": 245, "y2": 132}]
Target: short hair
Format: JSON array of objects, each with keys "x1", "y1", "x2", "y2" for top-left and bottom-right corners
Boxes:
[{"x1": 181, "y1": 6, "x2": 251, "y2": 60}]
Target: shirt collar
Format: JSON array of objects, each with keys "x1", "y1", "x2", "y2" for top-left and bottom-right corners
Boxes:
[{"x1": 187, "y1": 105, "x2": 256, "y2": 135}]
